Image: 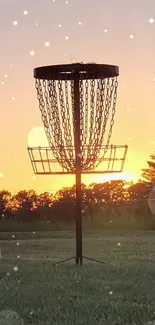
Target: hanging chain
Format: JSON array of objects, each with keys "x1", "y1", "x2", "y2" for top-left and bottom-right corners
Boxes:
[
  {"x1": 35, "y1": 68, "x2": 118, "y2": 172},
  {"x1": 84, "y1": 79, "x2": 89, "y2": 147},
  {"x1": 45, "y1": 80, "x2": 66, "y2": 165},
  {"x1": 96, "y1": 77, "x2": 118, "y2": 167},
  {"x1": 79, "y1": 79, "x2": 85, "y2": 164},
  {"x1": 87, "y1": 79, "x2": 95, "y2": 163},
  {"x1": 89, "y1": 79, "x2": 104, "y2": 164},
  {"x1": 35, "y1": 79, "x2": 53, "y2": 147},
  {"x1": 57, "y1": 80, "x2": 73, "y2": 169}
]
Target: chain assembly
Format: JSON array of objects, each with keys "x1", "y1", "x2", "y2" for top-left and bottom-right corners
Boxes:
[{"x1": 35, "y1": 64, "x2": 118, "y2": 172}]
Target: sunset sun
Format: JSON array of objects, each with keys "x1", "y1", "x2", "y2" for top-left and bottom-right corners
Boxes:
[{"x1": 28, "y1": 126, "x2": 48, "y2": 147}]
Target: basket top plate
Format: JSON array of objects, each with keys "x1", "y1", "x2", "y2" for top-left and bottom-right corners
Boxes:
[{"x1": 34, "y1": 63, "x2": 119, "y2": 80}]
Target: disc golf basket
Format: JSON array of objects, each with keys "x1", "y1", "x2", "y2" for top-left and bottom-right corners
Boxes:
[{"x1": 28, "y1": 63, "x2": 128, "y2": 265}]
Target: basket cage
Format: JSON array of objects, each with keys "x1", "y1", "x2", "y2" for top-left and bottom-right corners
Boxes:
[{"x1": 33, "y1": 63, "x2": 125, "y2": 173}]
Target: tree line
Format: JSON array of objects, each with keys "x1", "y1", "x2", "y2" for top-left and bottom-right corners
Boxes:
[{"x1": 0, "y1": 152, "x2": 155, "y2": 226}]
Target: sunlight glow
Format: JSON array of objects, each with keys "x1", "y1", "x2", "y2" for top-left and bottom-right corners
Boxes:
[
  {"x1": 28, "y1": 126, "x2": 49, "y2": 147},
  {"x1": 90, "y1": 171, "x2": 139, "y2": 184},
  {"x1": 149, "y1": 18, "x2": 154, "y2": 23}
]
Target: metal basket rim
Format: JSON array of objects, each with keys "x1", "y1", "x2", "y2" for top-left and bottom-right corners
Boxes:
[{"x1": 34, "y1": 63, "x2": 119, "y2": 80}]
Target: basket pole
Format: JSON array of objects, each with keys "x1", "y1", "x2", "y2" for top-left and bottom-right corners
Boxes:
[{"x1": 74, "y1": 72, "x2": 83, "y2": 265}]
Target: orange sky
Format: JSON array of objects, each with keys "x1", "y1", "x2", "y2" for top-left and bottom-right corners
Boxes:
[{"x1": 0, "y1": 0, "x2": 155, "y2": 194}]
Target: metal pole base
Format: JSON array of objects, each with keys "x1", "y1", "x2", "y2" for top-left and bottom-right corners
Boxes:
[
  {"x1": 51, "y1": 256, "x2": 105, "y2": 266},
  {"x1": 76, "y1": 256, "x2": 83, "y2": 266},
  {"x1": 51, "y1": 257, "x2": 75, "y2": 266},
  {"x1": 83, "y1": 256, "x2": 105, "y2": 265}
]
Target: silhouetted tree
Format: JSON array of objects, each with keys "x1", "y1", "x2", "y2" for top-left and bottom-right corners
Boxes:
[
  {"x1": 52, "y1": 199, "x2": 75, "y2": 222},
  {"x1": 89, "y1": 180, "x2": 127, "y2": 205},
  {"x1": 127, "y1": 180, "x2": 152, "y2": 201},
  {"x1": 37, "y1": 192, "x2": 53, "y2": 207},
  {"x1": 0, "y1": 190, "x2": 12, "y2": 219},
  {"x1": 14, "y1": 190, "x2": 38, "y2": 209},
  {"x1": 142, "y1": 152, "x2": 155, "y2": 183},
  {"x1": 0, "y1": 190, "x2": 11, "y2": 201}
]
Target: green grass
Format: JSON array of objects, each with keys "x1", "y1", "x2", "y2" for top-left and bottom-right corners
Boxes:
[{"x1": 0, "y1": 230, "x2": 155, "y2": 324}]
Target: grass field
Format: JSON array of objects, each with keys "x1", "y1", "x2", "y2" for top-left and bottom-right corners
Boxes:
[{"x1": 0, "y1": 230, "x2": 155, "y2": 325}]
